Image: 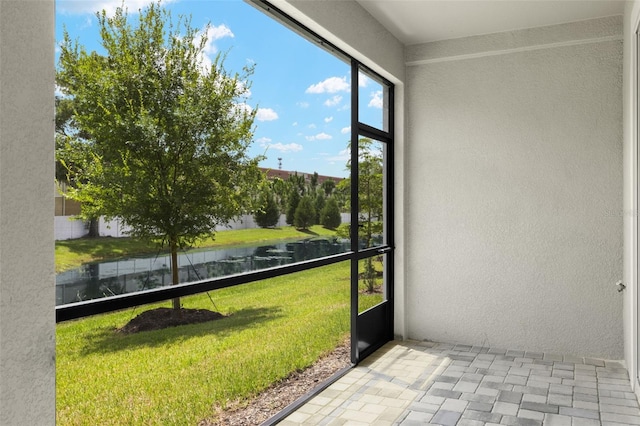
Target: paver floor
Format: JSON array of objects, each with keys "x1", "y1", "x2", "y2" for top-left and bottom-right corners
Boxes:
[{"x1": 278, "y1": 340, "x2": 640, "y2": 426}]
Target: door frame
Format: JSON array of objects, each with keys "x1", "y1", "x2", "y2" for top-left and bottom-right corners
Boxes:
[{"x1": 349, "y1": 60, "x2": 395, "y2": 364}]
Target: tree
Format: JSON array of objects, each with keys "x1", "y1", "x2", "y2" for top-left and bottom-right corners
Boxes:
[
  {"x1": 321, "y1": 178, "x2": 335, "y2": 197},
  {"x1": 254, "y1": 184, "x2": 280, "y2": 228},
  {"x1": 313, "y1": 191, "x2": 325, "y2": 224},
  {"x1": 354, "y1": 139, "x2": 384, "y2": 292},
  {"x1": 270, "y1": 176, "x2": 288, "y2": 214},
  {"x1": 288, "y1": 172, "x2": 306, "y2": 195},
  {"x1": 320, "y1": 197, "x2": 341, "y2": 229},
  {"x1": 294, "y1": 195, "x2": 316, "y2": 230},
  {"x1": 333, "y1": 139, "x2": 383, "y2": 293},
  {"x1": 285, "y1": 186, "x2": 301, "y2": 225},
  {"x1": 57, "y1": 2, "x2": 262, "y2": 310},
  {"x1": 309, "y1": 171, "x2": 319, "y2": 192},
  {"x1": 357, "y1": 139, "x2": 384, "y2": 248},
  {"x1": 56, "y1": 97, "x2": 101, "y2": 237}
]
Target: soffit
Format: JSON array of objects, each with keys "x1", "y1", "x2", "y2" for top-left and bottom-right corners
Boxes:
[{"x1": 356, "y1": 0, "x2": 626, "y2": 45}]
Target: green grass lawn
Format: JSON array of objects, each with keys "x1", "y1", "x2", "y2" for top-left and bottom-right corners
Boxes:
[
  {"x1": 55, "y1": 225, "x2": 338, "y2": 273},
  {"x1": 56, "y1": 261, "x2": 383, "y2": 425},
  {"x1": 56, "y1": 226, "x2": 385, "y2": 424}
]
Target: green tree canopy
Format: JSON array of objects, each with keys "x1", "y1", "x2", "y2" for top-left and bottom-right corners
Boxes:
[
  {"x1": 357, "y1": 139, "x2": 384, "y2": 247},
  {"x1": 253, "y1": 182, "x2": 281, "y2": 228},
  {"x1": 320, "y1": 196, "x2": 341, "y2": 229},
  {"x1": 313, "y1": 191, "x2": 325, "y2": 224},
  {"x1": 285, "y1": 185, "x2": 301, "y2": 226},
  {"x1": 57, "y1": 2, "x2": 263, "y2": 308},
  {"x1": 334, "y1": 138, "x2": 383, "y2": 247},
  {"x1": 294, "y1": 195, "x2": 316, "y2": 230},
  {"x1": 321, "y1": 179, "x2": 336, "y2": 197}
]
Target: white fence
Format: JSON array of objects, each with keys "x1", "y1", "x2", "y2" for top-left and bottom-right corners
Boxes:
[
  {"x1": 55, "y1": 213, "x2": 350, "y2": 240},
  {"x1": 55, "y1": 216, "x2": 89, "y2": 240}
]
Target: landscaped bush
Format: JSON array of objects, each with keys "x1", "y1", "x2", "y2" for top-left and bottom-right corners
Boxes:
[
  {"x1": 320, "y1": 197, "x2": 341, "y2": 229},
  {"x1": 254, "y1": 190, "x2": 280, "y2": 228},
  {"x1": 294, "y1": 195, "x2": 316, "y2": 230}
]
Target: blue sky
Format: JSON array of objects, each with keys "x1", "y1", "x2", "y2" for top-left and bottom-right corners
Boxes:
[{"x1": 56, "y1": 0, "x2": 385, "y2": 178}]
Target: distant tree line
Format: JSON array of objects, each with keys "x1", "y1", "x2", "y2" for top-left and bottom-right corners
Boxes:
[
  {"x1": 253, "y1": 171, "x2": 345, "y2": 230},
  {"x1": 253, "y1": 138, "x2": 383, "y2": 243}
]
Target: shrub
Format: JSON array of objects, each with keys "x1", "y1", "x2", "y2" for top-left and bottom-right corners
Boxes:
[
  {"x1": 254, "y1": 191, "x2": 280, "y2": 228},
  {"x1": 314, "y1": 192, "x2": 325, "y2": 224},
  {"x1": 320, "y1": 197, "x2": 341, "y2": 229},
  {"x1": 285, "y1": 188, "x2": 300, "y2": 226},
  {"x1": 294, "y1": 195, "x2": 316, "y2": 230}
]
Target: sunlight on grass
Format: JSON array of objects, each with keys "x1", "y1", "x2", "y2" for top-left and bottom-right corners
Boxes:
[
  {"x1": 56, "y1": 261, "x2": 381, "y2": 425},
  {"x1": 358, "y1": 256, "x2": 385, "y2": 313}
]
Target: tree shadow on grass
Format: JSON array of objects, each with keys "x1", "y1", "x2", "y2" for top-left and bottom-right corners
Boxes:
[
  {"x1": 297, "y1": 229, "x2": 319, "y2": 236},
  {"x1": 57, "y1": 236, "x2": 159, "y2": 259},
  {"x1": 79, "y1": 306, "x2": 283, "y2": 355}
]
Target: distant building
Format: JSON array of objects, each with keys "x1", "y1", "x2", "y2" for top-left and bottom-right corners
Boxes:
[{"x1": 259, "y1": 168, "x2": 345, "y2": 185}]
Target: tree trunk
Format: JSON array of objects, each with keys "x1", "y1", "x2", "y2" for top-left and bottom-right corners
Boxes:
[
  {"x1": 170, "y1": 240, "x2": 181, "y2": 310},
  {"x1": 87, "y1": 217, "x2": 99, "y2": 238}
]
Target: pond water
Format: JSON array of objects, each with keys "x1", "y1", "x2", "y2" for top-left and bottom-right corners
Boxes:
[{"x1": 56, "y1": 237, "x2": 350, "y2": 306}]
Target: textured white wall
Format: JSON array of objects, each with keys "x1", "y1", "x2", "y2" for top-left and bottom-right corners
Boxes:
[
  {"x1": 405, "y1": 17, "x2": 624, "y2": 358},
  {"x1": 0, "y1": 1, "x2": 56, "y2": 423},
  {"x1": 623, "y1": 0, "x2": 640, "y2": 387}
]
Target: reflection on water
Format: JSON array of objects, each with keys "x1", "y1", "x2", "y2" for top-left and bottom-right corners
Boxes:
[{"x1": 56, "y1": 237, "x2": 350, "y2": 306}]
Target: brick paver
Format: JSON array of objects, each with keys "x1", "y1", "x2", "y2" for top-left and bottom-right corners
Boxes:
[{"x1": 278, "y1": 341, "x2": 640, "y2": 425}]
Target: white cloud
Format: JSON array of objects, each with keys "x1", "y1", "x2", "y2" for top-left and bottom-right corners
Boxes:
[
  {"x1": 292, "y1": 122, "x2": 298, "y2": 127},
  {"x1": 267, "y1": 143, "x2": 303, "y2": 153},
  {"x1": 327, "y1": 148, "x2": 351, "y2": 163},
  {"x1": 368, "y1": 90, "x2": 383, "y2": 109},
  {"x1": 232, "y1": 103, "x2": 253, "y2": 116},
  {"x1": 57, "y1": 0, "x2": 176, "y2": 16},
  {"x1": 256, "y1": 137, "x2": 272, "y2": 146},
  {"x1": 256, "y1": 108, "x2": 278, "y2": 122},
  {"x1": 55, "y1": 85, "x2": 64, "y2": 97},
  {"x1": 341, "y1": 126, "x2": 351, "y2": 134},
  {"x1": 80, "y1": 16, "x2": 93, "y2": 29},
  {"x1": 194, "y1": 24, "x2": 234, "y2": 71},
  {"x1": 308, "y1": 124, "x2": 317, "y2": 129},
  {"x1": 324, "y1": 95, "x2": 342, "y2": 107},
  {"x1": 203, "y1": 25, "x2": 234, "y2": 51},
  {"x1": 305, "y1": 76, "x2": 349, "y2": 94},
  {"x1": 324, "y1": 116, "x2": 333, "y2": 123},
  {"x1": 306, "y1": 132, "x2": 332, "y2": 142},
  {"x1": 359, "y1": 74, "x2": 370, "y2": 87},
  {"x1": 296, "y1": 101, "x2": 310, "y2": 109},
  {"x1": 235, "y1": 80, "x2": 251, "y2": 98}
]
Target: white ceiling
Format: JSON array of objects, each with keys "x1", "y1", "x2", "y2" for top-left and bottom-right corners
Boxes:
[{"x1": 356, "y1": 0, "x2": 626, "y2": 45}]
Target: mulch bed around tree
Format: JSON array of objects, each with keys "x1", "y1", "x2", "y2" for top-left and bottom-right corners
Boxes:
[{"x1": 117, "y1": 307, "x2": 226, "y2": 334}]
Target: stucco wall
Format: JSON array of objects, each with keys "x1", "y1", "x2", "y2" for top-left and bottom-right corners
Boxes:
[
  {"x1": 405, "y1": 17, "x2": 624, "y2": 358},
  {"x1": 623, "y1": 0, "x2": 640, "y2": 388},
  {"x1": 0, "y1": 1, "x2": 56, "y2": 424}
]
